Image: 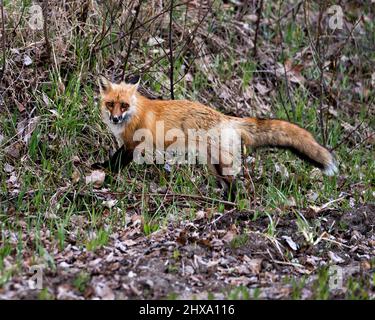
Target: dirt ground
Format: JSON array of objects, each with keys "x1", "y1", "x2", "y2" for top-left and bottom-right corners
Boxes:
[{"x1": 1, "y1": 203, "x2": 373, "y2": 300}]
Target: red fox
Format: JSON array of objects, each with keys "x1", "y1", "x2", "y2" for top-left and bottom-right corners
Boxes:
[{"x1": 93, "y1": 76, "x2": 338, "y2": 196}]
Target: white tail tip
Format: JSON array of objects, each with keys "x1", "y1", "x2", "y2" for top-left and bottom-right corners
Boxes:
[{"x1": 323, "y1": 161, "x2": 338, "y2": 176}]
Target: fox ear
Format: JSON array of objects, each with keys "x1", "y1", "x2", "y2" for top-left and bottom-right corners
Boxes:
[
  {"x1": 127, "y1": 75, "x2": 140, "y2": 86},
  {"x1": 133, "y1": 77, "x2": 140, "y2": 91},
  {"x1": 129, "y1": 77, "x2": 140, "y2": 95},
  {"x1": 98, "y1": 75, "x2": 112, "y2": 93}
]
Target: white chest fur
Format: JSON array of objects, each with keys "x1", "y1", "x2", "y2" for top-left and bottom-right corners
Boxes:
[{"x1": 108, "y1": 121, "x2": 125, "y2": 146}]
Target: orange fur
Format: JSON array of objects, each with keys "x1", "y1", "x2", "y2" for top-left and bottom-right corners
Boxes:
[{"x1": 98, "y1": 77, "x2": 338, "y2": 188}]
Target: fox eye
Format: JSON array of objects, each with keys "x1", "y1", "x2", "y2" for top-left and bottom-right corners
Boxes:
[
  {"x1": 106, "y1": 101, "x2": 114, "y2": 109},
  {"x1": 120, "y1": 102, "x2": 129, "y2": 111}
]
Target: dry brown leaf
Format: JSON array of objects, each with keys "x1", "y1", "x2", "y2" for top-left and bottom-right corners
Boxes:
[
  {"x1": 244, "y1": 14, "x2": 258, "y2": 23},
  {"x1": 282, "y1": 236, "x2": 298, "y2": 251},
  {"x1": 195, "y1": 210, "x2": 206, "y2": 220},
  {"x1": 16, "y1": 117, "x2": 40, "y2": 145},
  {"x1": 222, "y1": 230, "x2": 236, "y2": 243},
  {"x1": 255, "y1": 82, "x2": 271, "y2": 95},
  {"x1": 4, "y1": 163, "x2": 15, "y2": 173},
  {"x1": 276, "y1": 60, "x2": 305, "y2": 85},
  {"x1": 5, "y1": 142, "x2": 22, "y2": 159},
  {"x1": 123, "y1": 239, "x2": 137, "y2": 247},
  {"x1": 131, "y1": 214, "x2": 142, "y2": 225},
  {"x1": 7, "y1": 173, "x2": 18, "y2": 186},
  {"x1": 15, "y1": 101, "x2": 26, "y2": 113},
  {"x1": 102, "y1": 199, "x2": 118, "y2": 209},
  {"x1": 71, "y1": 169, "x2": 81, "y2": 184},
  {"x1": 85, "y1": 170, "x2": 105, "y2": 188},
  {"x1": 95, "y1": 283, "x2": 115, "y2": 300},
  {"x1": 328, "y1": 251, "x2": 345, "y2": 264},
  {"x1": 147, "y1": 36, "x2": 165, "y2": 46},
  {"x1": 244, "y1": 256, "x2": 262, "y2": 274},
  {"x1": 176, "y1": 229, "x2": 188, "y2": 245},
  {"x1": 57, "y1": 284, "x2": 83, "y2": 300},
  {"x1": 274, "y1": 163, "x2": 289, "y2": 179}
]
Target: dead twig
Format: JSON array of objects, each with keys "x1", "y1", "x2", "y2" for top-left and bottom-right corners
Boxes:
[
  {"x1": 94, "y1": 190, "x2": 238, "y2": 207},
  {"x1": 275, "y1": 2, "x2": 296, "y2": 121},
  {"x1": 304, "y1": 0, "x2": 327, "y2": 145},
  {"x1": 99, "y1": 1, "x2": 189, "y2": 52},
  {"x1": 42, "y1": 0, "x2": 51, "y2": 60},
  {"x1": 273, "y1": 0, "x2": 302, "y2": 24},
  {"x1": 331, "y1": 118, "x2": 366, "y2": 152},
  {"x1": 346, "y1": 132, "x2": 374, "y2": 154},
  {"x1": 252, "y1": 0, "x2": 263, "y2": 57},
  {"x1": 11, "y1": 2, "x2": 26, "y2": 35},
  {"x1": 0, "y1": 0, "x2": 5, "y2": 79},
  {"x1": 121, "y1": 1, "x2": 142, "y2": 81},
  {"x1": 168, "y1": 0, "x2": 175, "y2": 99}
]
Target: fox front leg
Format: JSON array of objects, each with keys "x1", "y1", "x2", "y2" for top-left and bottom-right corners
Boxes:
[{"x1": 92, "y1": 147, "x2": 134, "y2": 172}]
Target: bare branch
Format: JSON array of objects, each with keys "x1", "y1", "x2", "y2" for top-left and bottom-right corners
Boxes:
[
  {"x1": 42, "y1": 0, "x2": 51, "y2": 60},
  {"x1": 316, "y1": 0, "x2": 327, "y2": 145},
  {"x1": 252, "y1": 0, "x2": 263, "y2": 57},
  {"x1": 99, "y1": 1, "x2": 190, "y2": 52},
  {"x1": 276, "y1": 1, "x2": 296, "y2": 122},
  {"x1": 121, "y1": 1, "x2": 142, "y2": 81},
  {"x1": 0, "y1": 0, "x2": 5, "y2": 79},
  {"x1": 168, "y1": 0, "x2": 174, "y2": 99}
]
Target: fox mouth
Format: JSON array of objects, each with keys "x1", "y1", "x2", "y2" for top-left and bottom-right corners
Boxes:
[
  {"x1": 109, "y1": 111, "x2": 130, "y2": 124},
  {"x1": 109, "y1": 115, "x2": 124, "y2": 124}
]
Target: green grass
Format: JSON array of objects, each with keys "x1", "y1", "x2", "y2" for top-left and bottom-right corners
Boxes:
[
  {"x1": 227, "y1": 285, "x2": 251, "y2": 300},
  {"x1": 1, "y1": 61, "x2": 373, "y2": 291},
  {"x1": 0, "y1": 0, "x2": 373, "y2": 299},
  {"x1": 73, "y1": 272, "x2": 91, "y2": 293},
  {"x1": 229, "y1": 233, "x2": 249, "y2": 249}
]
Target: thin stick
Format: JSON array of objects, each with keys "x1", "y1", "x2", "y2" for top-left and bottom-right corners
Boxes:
[
  {"x1": 276, "y1": 1, "x2": 296, "y2": 121},
  {"x1": 273, "y1": 0, "x2": 302, "y2": 24},
  {"x1": 1, "y1": 189, "x2": 238, "y2": 207},
  {"x1": 331, "y1": 118, "x2": 365, "y2": 152},
  {"x1": 316, "y1": 0, "x2": 326, "y2": 145},
  {"x1": 94, "y1": 190, "x2": 238, "y2": 207},
  {"x1": 42, "y1": 0, "x2": 51, "y2": 60},
  {"x1": 121, "y1": 1, "x2": 142, "y2": 81},
  {"x1": 168, "y1": 0, "x2": 174, "y2": 99},
  {"x1": 252, "y1": 0, "x2": 263, "y2": 57},
  {"x1": 99, "y1": 1, "x2": 189, "y2": 52},
  {"x1": 346, "y1": 132, "x2": 374, "y2": 154},
  {"x1": 0, "y1": 0, "x2": 5, "y2": 79}
]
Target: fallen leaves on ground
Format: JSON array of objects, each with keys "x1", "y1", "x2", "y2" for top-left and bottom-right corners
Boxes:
[
  {"x1": 0, "y1": 204, "x2": 373, "y2": 300},
  {"x1": 85, "y1": 170, "x2": 106, "y2": 188}
]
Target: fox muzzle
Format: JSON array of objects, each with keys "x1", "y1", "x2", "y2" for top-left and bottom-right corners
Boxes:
[{"x1": 110, "y1": 114, "x2": 123, "y2": 124}]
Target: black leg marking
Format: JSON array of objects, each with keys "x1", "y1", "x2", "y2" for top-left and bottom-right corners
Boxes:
[
  {"x1": 92, "y1": 148, "x2": 134, "y2": 172},
  {"x1": 222, "y1": 180, "x2": 237, "y2": 202},
  {"x1": 213, "y1": 164, "x2": 237, "y2": 201}
]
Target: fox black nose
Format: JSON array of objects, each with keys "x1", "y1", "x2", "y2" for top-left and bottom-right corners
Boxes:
[{"x1": 112, "y1": 116, "x2": 119, "y2": 123}]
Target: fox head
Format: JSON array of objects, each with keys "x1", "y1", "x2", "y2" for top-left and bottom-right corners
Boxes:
[{"x1": 98, "y1": 76, "x2": 139, "y2": 125}]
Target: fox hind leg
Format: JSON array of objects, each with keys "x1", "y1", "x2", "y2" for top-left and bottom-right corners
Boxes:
[{"x1": 207, "y1": 159, "x2": 237, "y2": 201}]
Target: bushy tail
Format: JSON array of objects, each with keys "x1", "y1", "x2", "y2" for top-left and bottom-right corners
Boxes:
[{"x1": 238, "y1": 118, "x2": 338, "y2": 176}]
